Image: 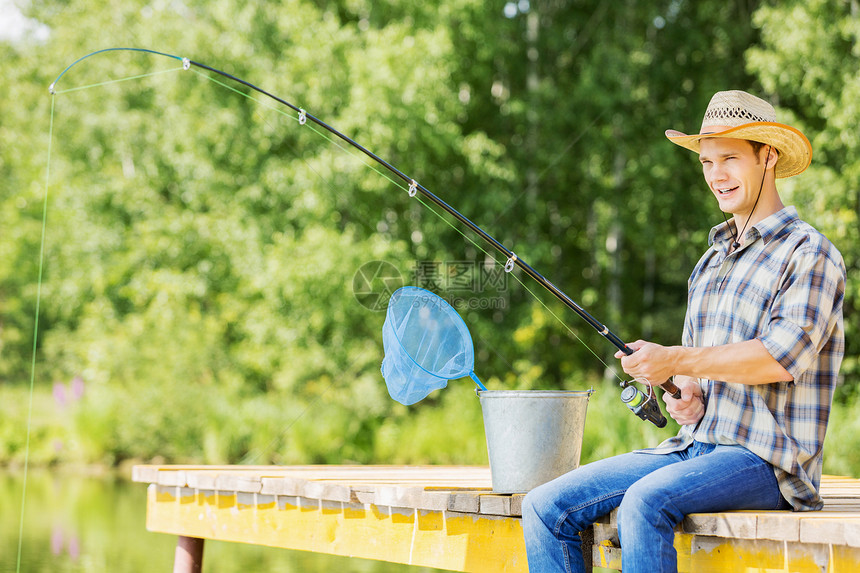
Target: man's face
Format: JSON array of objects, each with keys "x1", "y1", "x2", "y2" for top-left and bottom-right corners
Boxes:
[{"x1": 698, "y1": 137, "x2": 769, "y2": 217}]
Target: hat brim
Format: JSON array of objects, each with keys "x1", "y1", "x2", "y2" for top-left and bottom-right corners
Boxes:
[{"x1": 665, "y1": 122, "x2": 812, "y2": 178}]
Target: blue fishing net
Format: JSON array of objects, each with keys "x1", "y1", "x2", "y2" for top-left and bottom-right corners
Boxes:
[{"x1": 381, "y1": 286, "x2": 485, "y2": 405}]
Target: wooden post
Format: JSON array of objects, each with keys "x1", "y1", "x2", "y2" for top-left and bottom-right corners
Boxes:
[
  {"x1": 580, "y1": 527, "x2": 594, "y2": 573},
  {"x1": 173, "y1": 536, "x2": 204, "y2": 573}
]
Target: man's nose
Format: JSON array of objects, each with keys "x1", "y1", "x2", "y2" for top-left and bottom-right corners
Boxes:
[{"x1": 707, "y1": 163, "x2": 728, "y2": 183}]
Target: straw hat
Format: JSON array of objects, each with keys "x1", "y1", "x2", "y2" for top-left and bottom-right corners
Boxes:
[{"x1": 665, "y1": 90, "x2": 812, "y2": 178}]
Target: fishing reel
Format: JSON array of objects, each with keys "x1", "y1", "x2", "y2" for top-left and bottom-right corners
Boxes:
[{"x1": 619, "y1": 379, "x2": 667, "y2": 428}]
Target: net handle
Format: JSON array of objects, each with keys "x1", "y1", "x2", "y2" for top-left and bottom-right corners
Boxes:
[{"x1": 469, "y1": 372, "x2": 487, "y2": 391}]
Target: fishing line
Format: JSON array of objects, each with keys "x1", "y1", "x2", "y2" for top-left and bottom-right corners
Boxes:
[
  {"x1": 17, "y1": 59, "x2": 199, "y2": 572},
  {"x1": 51, "y1": 66, "x2": 185, "y2": 95},
  {"x1": 17, "y1": 95, "x2": 56, "y2": 573}
]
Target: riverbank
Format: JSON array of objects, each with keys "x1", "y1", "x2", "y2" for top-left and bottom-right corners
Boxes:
[{"x1": 3, "y1": 381, "x2": 859, "y2": 477}]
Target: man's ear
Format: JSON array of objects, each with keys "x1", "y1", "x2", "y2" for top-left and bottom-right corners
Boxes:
[{"x1": 765, "y1": 146, "x2": 780, "y2": 171}]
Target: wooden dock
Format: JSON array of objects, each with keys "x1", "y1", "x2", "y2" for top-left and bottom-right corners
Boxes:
[{"x1": 132, "y1": 465, "x2": 860, "y2": 572}]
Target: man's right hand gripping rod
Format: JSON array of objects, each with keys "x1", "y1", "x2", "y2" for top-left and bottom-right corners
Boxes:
[{"x1": 617, "y1": 344, "x2": 682, "y2": 428}]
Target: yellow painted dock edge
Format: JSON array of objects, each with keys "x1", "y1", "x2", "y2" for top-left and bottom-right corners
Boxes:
[
  {"x1": 147, "y1": 484, "x2": 528, "y2": 573},
  {"x1": 147, "y1": 481, "x2": 860, "y2": 572},
  {"x1": 594, "y1": 529, "x2": 860, "y2": 572}
]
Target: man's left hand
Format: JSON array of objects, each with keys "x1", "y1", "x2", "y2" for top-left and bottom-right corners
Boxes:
[{"x1": 664, "y1": 376, "x2": 705, "y2": 426}]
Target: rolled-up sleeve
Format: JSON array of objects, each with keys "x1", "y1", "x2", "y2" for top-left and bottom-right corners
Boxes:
[{"x1": 760, "y1": 244, "x2": 845, "y2": 379}]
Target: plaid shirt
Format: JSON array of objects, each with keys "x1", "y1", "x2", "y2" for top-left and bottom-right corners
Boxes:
[{"x1": 648, "y1": 206, "x2": 845, "y2": 511}]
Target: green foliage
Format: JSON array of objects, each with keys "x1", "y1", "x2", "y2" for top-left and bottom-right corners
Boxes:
[
  {"x1": 0, "y1": 0, "x2": 857, "y2": 480},
  {"x1": 823, "y1": 397, "x2": 860, "y2": 476}
]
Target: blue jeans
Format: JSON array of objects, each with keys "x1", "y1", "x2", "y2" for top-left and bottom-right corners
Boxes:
[{"x1": 521, "y1": 441, "x2": 789, "y2": 572}]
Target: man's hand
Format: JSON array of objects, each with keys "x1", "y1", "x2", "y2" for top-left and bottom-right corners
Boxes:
[
  {"x1": 664, "y1": 376, "x2": 705, "y2": 426},
  {"x1": 613, "y1": 340, "x2": 676, "y2": 386}
]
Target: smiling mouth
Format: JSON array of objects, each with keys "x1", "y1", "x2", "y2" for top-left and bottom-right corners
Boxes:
[{"x1": 717, "y1": 186, "x2": 739, "y2": 195}]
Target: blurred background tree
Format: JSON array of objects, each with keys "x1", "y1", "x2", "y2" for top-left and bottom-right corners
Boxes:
[{"x1": 0, "y1": 0, "x2": 857, "y2": 474}]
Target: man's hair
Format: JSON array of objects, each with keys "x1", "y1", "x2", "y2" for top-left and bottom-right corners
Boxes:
[
  {"x1": 748, "y1": 140, "x2": 777, "y2": 164},
  {"x1": 749, "y1": 140, "x2": 766, "y2": 155}
]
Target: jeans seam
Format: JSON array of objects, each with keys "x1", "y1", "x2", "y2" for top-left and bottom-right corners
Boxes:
[
  {"x1": 561, "y1": 543, "x2": 573, "y2": 573},
  {"x1": 552, "y1": 489, "x2": 626, "y2": 540}
]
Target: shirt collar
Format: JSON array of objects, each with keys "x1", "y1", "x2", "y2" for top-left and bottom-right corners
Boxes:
[{"x1": 708, "y1": 206, "x2": 799, "y2": 250}]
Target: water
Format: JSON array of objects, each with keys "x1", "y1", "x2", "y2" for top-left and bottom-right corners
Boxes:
[{"x1": 0, "y1": 470, "x2": 444, "y2": 573}]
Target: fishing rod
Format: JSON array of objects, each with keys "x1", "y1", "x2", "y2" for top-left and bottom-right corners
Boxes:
[{"x1": 50, "y1": 49, "x2": 680, "y2": 427}]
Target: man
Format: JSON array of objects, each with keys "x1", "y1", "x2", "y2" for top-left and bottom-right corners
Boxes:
[{"x1": 521, "y1": 90, "x2": 845, "y2": 572}]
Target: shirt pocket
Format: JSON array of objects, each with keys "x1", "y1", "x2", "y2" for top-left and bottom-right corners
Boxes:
[{"x1": 723, "y1": 279, "x2": 775, "y2": 340}]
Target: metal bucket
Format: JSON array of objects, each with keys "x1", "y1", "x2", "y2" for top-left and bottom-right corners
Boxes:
[{"x1": 478, "y1": 390, "x2": 591, "y2": 493}]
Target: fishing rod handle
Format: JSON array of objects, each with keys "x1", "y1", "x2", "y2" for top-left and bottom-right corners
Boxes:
[{"x1": 660, "y1": 380, "x2": 682, "y2": 400}]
